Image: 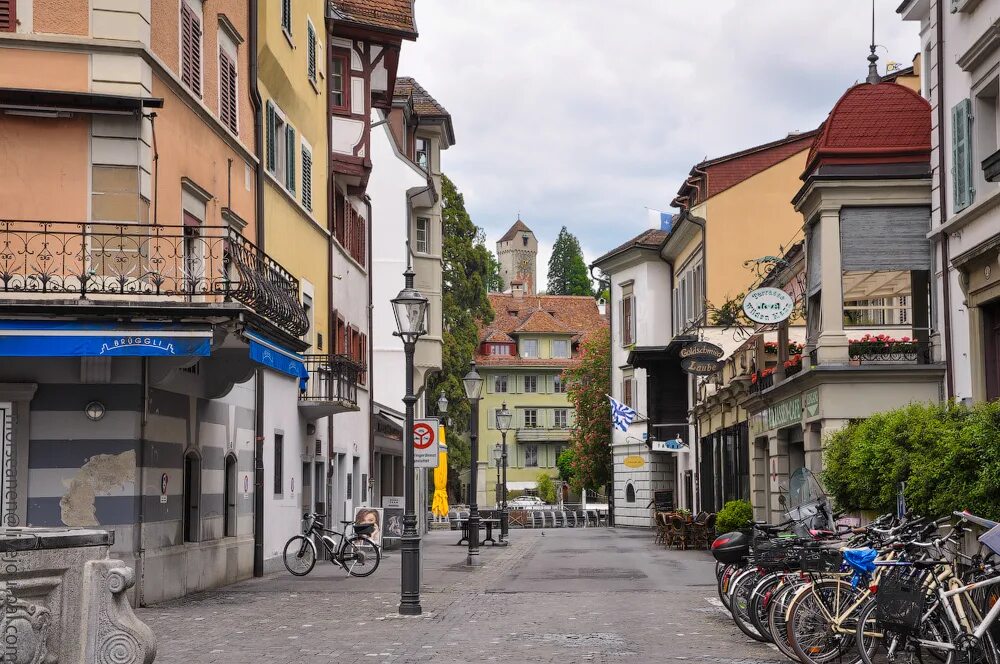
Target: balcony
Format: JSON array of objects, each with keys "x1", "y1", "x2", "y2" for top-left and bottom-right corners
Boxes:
[
  {"x1": 0, "y1": 220, "x2": 308, "y2": 336},
  {"x1": 847, "y1": 337, "x2": 932, "y2": 365},
  {"x1": 516, "y1": 427, "x2": 571, "y2": 443},
  {"x1": 298, "y1": 353, "x2": 363, "y2": 419}
]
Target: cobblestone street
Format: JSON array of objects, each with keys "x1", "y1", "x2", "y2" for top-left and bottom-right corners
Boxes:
[{"x1": 138, "y1": 528, "x2": 784, "y2": 663}]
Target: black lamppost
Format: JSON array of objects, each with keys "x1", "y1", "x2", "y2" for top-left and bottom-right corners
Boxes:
[
  {"x1": 496, "y1": 402, "x2": 512, "y2": 545},
  {"x1": 462, "y1": 362, "x2": 483, "y2": 566},
  {"x1": 391, "y1": 263, "x2": 429, "y2": 616},
  {"x1": 492, "y1": 443, "x2": 502, "y2": 507},
  {"x1": 436, "y1": 390, "x2": 449, "y2": 426}
]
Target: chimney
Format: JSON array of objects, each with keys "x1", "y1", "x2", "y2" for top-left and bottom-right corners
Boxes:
[{"x1": 511, "y1": 281, "x2": 525, "y2": 299}]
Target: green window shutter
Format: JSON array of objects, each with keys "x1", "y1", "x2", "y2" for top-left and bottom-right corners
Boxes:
[
  {"x1": 486, "y1": 409, "x2": 495, "y2": 430},
  {"x1": 485, "y1": 374, "x2": 493, "y2": 394},
  {"x1": 285, "y1": 125, "x2": 296, "y2": 194},
  {"x1": 265, "y1": 102, "x2": 275, "y2": 173},
  {"x1": 952, "y1": 98, "x2": 974, "y2": 212}
]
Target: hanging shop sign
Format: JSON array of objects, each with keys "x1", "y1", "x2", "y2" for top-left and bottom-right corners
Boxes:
[
  {"x1": 680, "y1": 356, "x2": 724, "y2": 375},
  {"x1": 622, "y1": 455, "x2": 645, "y2": 469},
  {"x1": 679, "y1": 341, "x2": 724, "y2": 361},
  {"x1": 742, "y1": 287, "x2": 795, "y2": 324}
]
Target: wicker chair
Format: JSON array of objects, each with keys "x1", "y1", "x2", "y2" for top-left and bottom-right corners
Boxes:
[
  {"x1": 669, "y1": 514, "x2": 688, "y2": 550},
  {"x1": 654, "y1": 512, "x2": 668, "y2": 545}
]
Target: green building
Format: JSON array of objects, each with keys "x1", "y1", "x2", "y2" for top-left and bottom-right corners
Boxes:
[{"x1": 471, "y1": 289, "x2": 607, "y2": 507}]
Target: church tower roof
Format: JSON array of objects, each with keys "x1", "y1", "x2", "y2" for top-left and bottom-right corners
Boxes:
[{"x1": 499, "y1": 218, "x2": 533, "y2": 242}]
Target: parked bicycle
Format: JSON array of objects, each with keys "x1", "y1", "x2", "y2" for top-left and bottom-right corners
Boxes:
[{"x1": 283, "y1": 512, "x2": 381, "y2": 577}]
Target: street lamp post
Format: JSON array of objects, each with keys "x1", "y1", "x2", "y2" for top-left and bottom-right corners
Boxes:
[
  {"x1": 391, "y1": 262, "x2": 429, "y2": 616},
  {"x1": 437, "y1": 391, "x2": 449, "y2": 426},
  {"x1": 496, "y1": 402, "x2": 512, "y2": 545},
  {"x1": 493, "y1": 443, "x2": 502, "y2": 507},
  {"x1": 462, "y1": 362, "x2": 484, "y2": 566}
]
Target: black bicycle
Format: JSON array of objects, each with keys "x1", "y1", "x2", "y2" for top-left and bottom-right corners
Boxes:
[{"x1": 282, "y1": 512, "x2": 381, "y2": 577}]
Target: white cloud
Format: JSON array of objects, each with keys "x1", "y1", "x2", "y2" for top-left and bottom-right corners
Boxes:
[{"x1": 402, "y1": 0, "x2": 919, "y2": 262}]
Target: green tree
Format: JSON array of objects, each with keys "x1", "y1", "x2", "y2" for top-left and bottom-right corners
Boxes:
[
  {"x1": 556, "y1": 447, "x2": 576, "y2": 484},
  {"x1": 547, "y1": 226, "x2": 593, "y2": 296},
  {"x1": 425, "y1": 175, "x2": 496, "y2": 501},
  {"x1": 564, "y1": 328, "x2": 612, "y2": 492},
  {"x1": 485, "y1": 250, "x2": 503, "y2": 293},
  {"x1": 536, "y1": 473, "x2": 558, "y2": 504}
]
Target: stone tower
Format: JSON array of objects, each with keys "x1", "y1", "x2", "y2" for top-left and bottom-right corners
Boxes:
[{"x1": 496, "y1": 218, "x2": 537, "y2": 294}]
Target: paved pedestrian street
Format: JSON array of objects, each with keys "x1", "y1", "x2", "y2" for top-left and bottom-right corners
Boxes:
[{"x1": 138, "y1": 528, "x2": 783, "y2": 663}]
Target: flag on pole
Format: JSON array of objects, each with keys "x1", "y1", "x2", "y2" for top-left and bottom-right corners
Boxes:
[
  {"x1": 608, "y1": 395, "x2": 637, "y2": 432},
  {"x1": 646, "y1": 207, "x2": 673, "y2": 232}
]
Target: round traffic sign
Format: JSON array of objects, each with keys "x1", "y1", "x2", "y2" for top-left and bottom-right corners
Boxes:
[{"x1": 413, "y1": 422, "x2": 435, "y2": 449}]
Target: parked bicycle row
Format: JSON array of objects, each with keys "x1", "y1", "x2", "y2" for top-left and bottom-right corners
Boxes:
[{"x1": 711, "y1": 469, "x2": 1000, "y2": 663}]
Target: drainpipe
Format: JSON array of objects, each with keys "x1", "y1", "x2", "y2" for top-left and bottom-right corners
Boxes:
[
  {"x1": 935, "y1": 0, "x2": 955, "y2": 400},
  {"x1": 363, "y1": 194, "x2": 375, "y2": 505},
  {"x1": 249, "y1": 0, "x2": 265, "y2": 578},
  {"x1": 680, "y1": 209, "x2": 708, "y2": 511},
  {"x1": 135, "y1": 358, "x2": 149, "y2": 605}
]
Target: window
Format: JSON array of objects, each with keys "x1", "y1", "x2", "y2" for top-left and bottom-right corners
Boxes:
[
  {"x1": 953, "y1": 98, "x2": 975, "y2": 213},
  {"x1": 180, "y1": 1, "x2": 203, "y2": 97},
  {"x1": 554, "y1": 409, "x2": 568, "y2": 429},
  {"x1": 335, "y1": 190, "x2": 347, "y2": 245},
  {"x1": 671, "y1": 262, "x2": 704, "y2": 335},
  {"x1": 488, "y1": 343, "x2": 511, "y2": 356},
  {"x1": 301, "y1": 143, "x2": 312, "y2": 211},
  {"x1": 524, "y1": 444, "x2": 538, "y2": 467},
  {"x1": 307, "y1": 21, "x2": 318, "y2": 84},
  {"x1": 623, "y1": 371, "x2": 635, "y2": 409},
  {"x1": 415, "y1": 138, "x2": 429, "y2": 170},
  {"x1": 346, "y1": 472, "x2": 352, "y2": 500},
  {"x1": 522, "y1": 234, "x2": 529, "y2": 247},
  {"x1": 524, "y1": 375, "x2": 538, "y2": 393},
  {"x1": 554, "y1": 374, "x2": 567, "y2": 393},
  {"x1": 493, "y1": 375, "x2": 508, "y2": 393},
  {"x1": 302, "y1": 292, "x2": 313, "y2": 345},
  {"x1": 280, "y1": 0, "x2": 291, "y2": 35},
  {"x1": 521, "y1": 339, "x2": 538, "y2": 358},
  {"x1": 552, "y1": 339, "x2": 570, "y2": 358},
  {"x1": 274, "y1": 433, "x2": 284, "y2": 494},
  {"x1": 621, "y1": 282, "x2": 635, "y2": 346},
  {"x1": 330, "y1": 51, "x2": 349, "y2": 110},
  {"x1": 218, "y1": 47, "x2": 238, "y2": 133},
  {"x1": 524, "y1": 409, "x2": 538, "y2": 428},
  {"x1": 415, "y1": 217, "x2": 429, "y2": 253},
  {"x1": 625, "y1": 483, "x2": 636, "y2": 503},
  {"x1": 0, "y1": 0, "x2": 15, "y2": 32},
  {"x1": 265, "y1": 102, "x2": 296, "y2": 195}
]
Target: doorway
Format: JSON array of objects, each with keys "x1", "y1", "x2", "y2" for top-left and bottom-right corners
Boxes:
[
  {"x1": 224, "y1": 453, "x2": 237, "y2": 537},
  {"x1": 183, "y1": 451, "x2": 201, "y2": 543},
  {"x1": 984, "y1": 300, "x2": 1000, "y2": 400}
]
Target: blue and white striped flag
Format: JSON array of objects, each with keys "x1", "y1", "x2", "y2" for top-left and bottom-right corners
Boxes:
[{"x1": 608, "y1": 395, "x2": 637, "y2": 432}]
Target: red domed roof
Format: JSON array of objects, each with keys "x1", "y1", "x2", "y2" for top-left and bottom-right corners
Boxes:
[{"x1": 803, "y1": 82, "x2": 931, "y2": 178}]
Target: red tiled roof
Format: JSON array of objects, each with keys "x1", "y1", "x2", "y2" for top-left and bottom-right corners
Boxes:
[
  {"x1": 803, "y1": 82, "x2": 931, "y2": 177},
  {"x1": 484, "y1": 330, "x2": 514, "y2": 343},
  {"x1": 476, "y1": 294, "x2": 608, "y2": 367},
  {"x1": 499, "y1": 219, "x2": 532, "y2": 243},
  {"x1": 593, "y1": 228, "x2": 669, "y2": 265},
  {"x1": 394, "y1": 77, "x2": 450, "y2": 117},
  {"x1": 328, "y1": 0, "x2": 417, "y2": 38}
]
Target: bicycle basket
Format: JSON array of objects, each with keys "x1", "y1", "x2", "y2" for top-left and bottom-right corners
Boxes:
[
  {"x1": 875, "y1": 573, "x2": 924, "y2": 632},
  {"x1": 353, "y1": 523, "x2": 375, "y2": 536},
  {"x1": 799, "y1": 547, "x2": 842, "y2": 573},
  {"x1": 755, "y1": 541, "x2": 801, "y2": 572}
]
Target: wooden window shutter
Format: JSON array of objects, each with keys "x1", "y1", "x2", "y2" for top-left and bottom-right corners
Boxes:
[
  {"x1": 307, "y1": 24, "x2": 317, "y2": 82},
  {"x1": 301, "y1": 146, "x2": 312, "y2": 211},
  {"x1": 0, "y1": 0, "x2": 15, "y2": 32},
  {"x1": 285, "y1": 125, "x2": 296, "y2": 193},
  {"x1": 219, "y1": 51, "x2": 237, "y2": 133},
  {"x1": 265, "y1": 102, "x2": 275, "y2": 172},
  {"x1": 181, "y1": 5, "x2": 203, "y2": 97},
  {"x1": 952, "y1": 98, "x2": 974, "y2": 213}
]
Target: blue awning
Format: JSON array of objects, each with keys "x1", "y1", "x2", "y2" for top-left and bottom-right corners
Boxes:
[
  {"x1": 245, "y1": 331, "x2": 308, "y2": 384},
  {"x1": 0, "y1": 321, "x2": 212, "y2": 357}
]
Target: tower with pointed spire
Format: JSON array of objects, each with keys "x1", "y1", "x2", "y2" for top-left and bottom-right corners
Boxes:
[{"x1": 496, "y1": 218, "x2": 538, "y2": 294}]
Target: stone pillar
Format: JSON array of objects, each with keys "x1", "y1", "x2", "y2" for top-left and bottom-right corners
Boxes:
[
  {"x1": 750, "y1": 437, "x2": 769, "y2": 522},
  {"x1": 767, "y1": 431, "x2": 789, "y2": 523},
  {"x1": 817, "y1": 208, "x2": 850, "y2": 364},
  {"x1": 804, "y1": 422, "x2": 823, "y2": 475}
]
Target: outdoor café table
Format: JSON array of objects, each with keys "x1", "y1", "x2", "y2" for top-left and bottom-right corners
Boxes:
[{"x1": 455, "y1": 518, "x2": 501, "y2": 545}]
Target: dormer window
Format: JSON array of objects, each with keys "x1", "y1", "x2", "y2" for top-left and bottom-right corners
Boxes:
[
  {"x1": 487, "y1": 343, "x2": 512, "y2": 356},
  {"x1": 552, "y1": 339, "x2": 570, "y2": 358},
  {"x1": 521, "y1": 339, "x2": 538, "y2": 358}
]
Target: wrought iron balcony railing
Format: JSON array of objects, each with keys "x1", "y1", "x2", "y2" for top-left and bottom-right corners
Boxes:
[
  {"x1": 0, "y1": 220, "x2": 308, "y2": 335},
  {"x1": 299, "y1": 353, "x2": 363, "y2": 408}
]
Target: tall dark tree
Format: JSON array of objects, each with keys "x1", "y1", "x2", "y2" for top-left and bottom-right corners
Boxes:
[
  {"x1": 485, "y1": 250, "x2": 503, "y2": 293},
  {"x1": 547, "y1": 226, "x2": 593, "y2": 296},
  {"x1": 426, "y1": 175, "x2": 495, "y2": 500}
]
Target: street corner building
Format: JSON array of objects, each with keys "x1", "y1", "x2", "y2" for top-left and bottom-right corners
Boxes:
[
  {"x1": 0, "y1": 0, "x2": 431, "y2": 605},
  {"x1": 469, "y1": 239, "x2": 608, "y2": 508}
]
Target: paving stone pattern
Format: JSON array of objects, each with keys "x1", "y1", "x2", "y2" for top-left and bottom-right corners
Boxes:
[{"x1": 138, "y1": 528, "x2": 785, "y2": 663}]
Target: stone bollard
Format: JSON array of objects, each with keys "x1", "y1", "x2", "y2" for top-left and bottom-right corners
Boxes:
[{"x1": 1, "y1": 527, "x2": 157, "y2": 662}]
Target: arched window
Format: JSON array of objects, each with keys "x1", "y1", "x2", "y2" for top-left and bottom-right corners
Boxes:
[
  {"x1": 224, "y1": 453, "x2": 238, "y2": 537},
  {"x1": 625, "y1": 482, "x2": 636, "y2": 504}
]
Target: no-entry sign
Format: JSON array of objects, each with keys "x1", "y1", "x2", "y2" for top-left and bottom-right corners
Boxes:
[{"x1": 413, "y1": 418, "x2": 440, "y2": 468}]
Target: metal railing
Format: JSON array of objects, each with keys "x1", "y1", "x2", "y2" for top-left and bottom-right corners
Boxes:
[
  {"x1": 750, "y1": 372, "x2": 774, "y2": 394},
  {"x1": 848, "y1": 339, "x2": 932, "y2": 365},
  {"x1": 299, "y1": 353, "x2": 363, "y2": 406},
  {"x1": 0, "y1": 220, "x2": 308, "y2": 335}
]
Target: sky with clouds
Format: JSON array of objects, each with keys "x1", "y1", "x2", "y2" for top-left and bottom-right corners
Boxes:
[{"x1": 398, "y1": 1, "x2": 920, "y2": 281}]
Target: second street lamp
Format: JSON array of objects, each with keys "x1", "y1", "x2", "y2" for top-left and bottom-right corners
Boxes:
[
  {"x1": 462, "y1": 361, "x2": 483, "y2": 566},
  {"x1": 496, "y1": 402, "x2": 513, "y2": 545},
  {"x1": 493, "y1": 443, "x2": 502, "y2": 509},
  {"x1": 391, "y1": 262, "x2": 428, "y2": 616}
]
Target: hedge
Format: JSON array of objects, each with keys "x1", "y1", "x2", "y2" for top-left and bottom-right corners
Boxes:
[
  {"x1": 716, "y1": 499, "x2": 753, "y2": 533},
  {"x1": 823, "y1": 400, "x2": 1000, "y2": 521}
]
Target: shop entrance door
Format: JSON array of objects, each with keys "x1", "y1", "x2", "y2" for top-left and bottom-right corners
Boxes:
[{"x1": 984, "y1": 300, "x2": 1000, "y2": 400}]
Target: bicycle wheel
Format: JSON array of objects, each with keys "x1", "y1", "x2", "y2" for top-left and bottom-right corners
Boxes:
[
  {"x1": 718, "y1": 563, "x2": 741, "y2": 611},
  {"x1": 787, "y1": 578, "x2": 864, "y2": 664},
  {"x1": 729, "y1": 568, "x2": 768, "y2": 642},
  {"x1": 855, "y1": 599, "x2": 955, "y2": 664},
  {"x1": 748, "y1": 572, "x2": 784, "y2": 641},
  {"x1": 283, "y1": 535, "x2": 317, "y2": 576},
  {"x1": 343, "y1": 536, "x2": 381, "y2": 577},
  {"x1": 768, "y1": 581, "x2": 805, "y2": 661}
]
